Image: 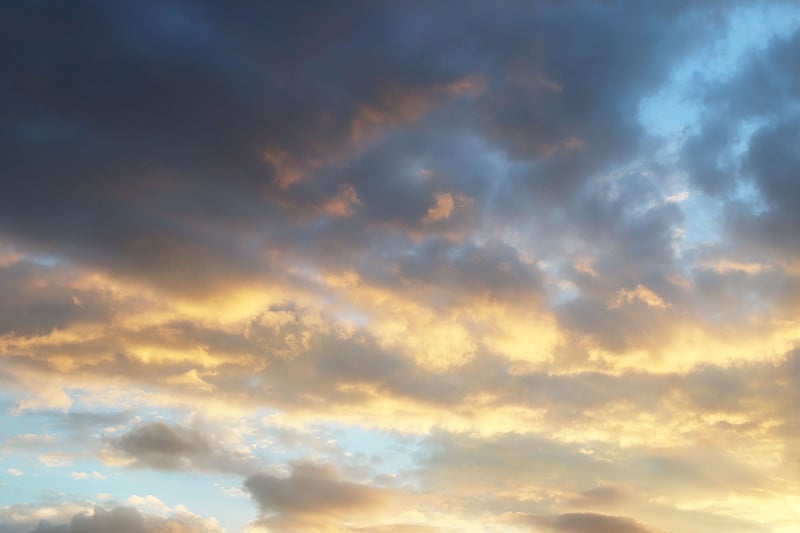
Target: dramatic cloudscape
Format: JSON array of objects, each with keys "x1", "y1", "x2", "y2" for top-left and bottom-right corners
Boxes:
[{"x1": 2, "y1": 1, "x2": 800, "y2": 532}]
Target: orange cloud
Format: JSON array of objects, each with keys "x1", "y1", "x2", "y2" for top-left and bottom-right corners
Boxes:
[
  {"x1": 608, "y1": 284, "x2": 668, "y2": 309},
  {"x1": 321, "y1": 183, "x2": 363, "y2": 218},
  {"x1": 422, "y1": 192, "x2": 473, "y2": 224}
]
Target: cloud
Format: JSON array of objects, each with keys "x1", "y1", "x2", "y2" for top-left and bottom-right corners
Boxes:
[
  {"x1": 564, "y1": 486, "x2": 629, "y2": 508},
  {"x1": 102, "y1": 422, "x2": 255, "y2": 475},
  {"x1": 2, "y1": 2, "x2": 800, "y2": 533},
  {"x1": 0, "y1": 502, "x2": 94, "y2": 533},
  {"x1": 608, "y1": 285, "x2": 669, "y2": 309},
  {"x1": 680, "y1": 20, "x2": 800, "y2": 265},
  {"x1": 27, "y1": 506, "x2": 221, "y2": 533},
  {"x1": 37, "y1": 452, "x2": 72, "y2": 468},
  {"x1": 3, "y1": 433, "x2": 56, "y2": 450},
  {"x1": 0, "y1": 0, "x2": 716, "y2": 303},
  {"x1": 526, "y1": 512, "x2": 655, "y2": 533},
  {"x1": 664, "y1": 191, "x2": 689, "y2": 203},
  {"x1": 244, "y1": 462, "x2": 388, "y2": 530},
  {"x1": 422, "y1": 193, "x2": 456, "y2": 223},
  {"x1": 0, "y1": 499, "x2": 223, "y2": 533}
]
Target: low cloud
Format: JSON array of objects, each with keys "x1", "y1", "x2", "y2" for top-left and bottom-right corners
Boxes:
[
  {"x1": 565, "y1": 486, "x2": 629, "y2": 508},
  {"x1": 0, "y1": 503, "x2": 222, "y2": 533},
  {"x1": 244, "y1": 462, "x2": 388, "y2": 531},
  {"x1": 521, "y1": 512, "x2": 654, "y2": 533},
  {"x1": 102, "y1": 422, "x2": 255, "y2": 475}
]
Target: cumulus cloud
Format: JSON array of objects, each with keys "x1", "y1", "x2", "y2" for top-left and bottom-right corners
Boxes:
[
  {"x1": 28, "y1": 506, "x2": 222, "y2": 533},
  {"x1": 244, "y1": 463, "x2": 388, "y2": 530},
  {"x1": 0, "y1": 499, "x2": 224, "y2": 533},
  {"x1": 102, "y1": 422, "x2": 255, "y2": 475}
]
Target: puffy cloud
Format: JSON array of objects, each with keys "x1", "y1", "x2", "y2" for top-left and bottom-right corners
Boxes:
[
  {"x1": 0, "y1": 500, "x2": 223, "y2": 533},
  {"x1": 26, "y1": 506, "x2": 221, "y2": 533},
  {"x1": 244, "y1": 463, "x2": 389, "y2": 531},
  {"x1": 102, "y1": 422, "x2": 255, "y2": 475}
]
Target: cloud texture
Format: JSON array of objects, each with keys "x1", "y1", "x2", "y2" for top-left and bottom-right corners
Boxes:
[{"x1": 2, "y1": 1, "x2": 800, "y2": 531}]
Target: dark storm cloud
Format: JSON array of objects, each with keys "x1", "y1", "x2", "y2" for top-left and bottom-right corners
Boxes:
[
  {"x1": 0, "y1": 0, "x2": 482, "y2": 294},
  {"x1": 0, "y1": 0, "x2": 720, "y2": 299}
]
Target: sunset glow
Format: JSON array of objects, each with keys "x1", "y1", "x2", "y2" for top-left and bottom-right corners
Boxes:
[{"x1": 3, "y1": 2, "x2": 800, "y2": 532}]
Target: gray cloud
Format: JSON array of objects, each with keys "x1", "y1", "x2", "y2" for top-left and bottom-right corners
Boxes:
[
  {"x1": 32, "y1": 507, "x2": 147, "y2": 533},
  {"x1": 105, "y1": 422, "x2": 254, "y2": 475},
  {"x1": 244, "y1": 462, "x2": 387, "y2": 530},
  {"x1": 0, "y1": 0, "x2": 773, "y2": 370},
  {"x1": 2, "y1": 4, "x2": 800, "y2": 531},
  {"x1": 681, "y1": 22, "x2": 800, "y2": 262},
  {"x1": 0, "y1": 260, "x2": 114, "y2": 337},
  {"x1": 0, "y1": 0, "x2": 720, "y2": 302},
  {"x1": 528, "y1": 512, "x2": 654, "y2": 533},
  {"x1": 0, "y1": 505, "x2": 220, "y2": 533},
  {"x1": 565, "y1": 486, "x2": 629, "y2": 508}
]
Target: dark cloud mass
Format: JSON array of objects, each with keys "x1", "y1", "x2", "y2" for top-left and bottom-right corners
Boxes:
[{"x1": 0, "y1": 0, "x2": 711, "y2": 297}]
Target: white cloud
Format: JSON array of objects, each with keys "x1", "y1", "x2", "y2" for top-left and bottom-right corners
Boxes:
[
  {"x1": 665, "y1": 191, "x2": 689, "y2": 203},
  {"x1": 127, "y1": 494, "x2": 171, "y2": 515},
  {"x1": 38, "y1": 452, "x2": 72, "y2": 467}
]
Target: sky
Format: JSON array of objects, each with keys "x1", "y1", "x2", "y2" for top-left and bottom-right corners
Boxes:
[{"x1": 2, "y1": 1, "x2": 800, "y2": 532}]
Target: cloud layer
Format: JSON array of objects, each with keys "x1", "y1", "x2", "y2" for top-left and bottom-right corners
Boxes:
[{"x1": 3, "y1": 1, "x2": 800, "y2": 531}]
